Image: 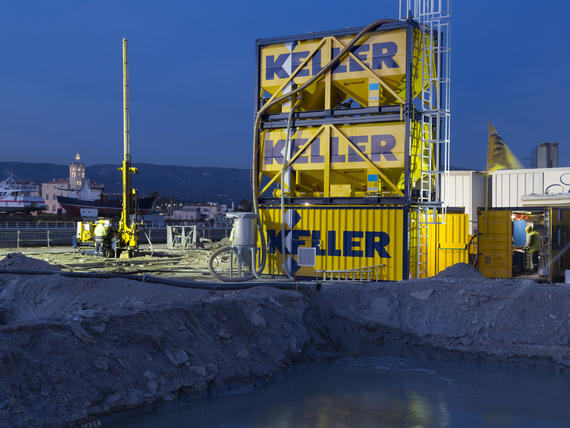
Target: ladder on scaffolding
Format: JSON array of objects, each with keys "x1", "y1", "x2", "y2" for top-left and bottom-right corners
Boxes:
[{"x1": 399, "y1": 0, "x2": 451, "y2": 278}]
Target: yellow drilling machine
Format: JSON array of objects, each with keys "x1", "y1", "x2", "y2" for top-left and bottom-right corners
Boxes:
[{"x1": 74, "y1": 38, "x2": 140, "y2": 258}]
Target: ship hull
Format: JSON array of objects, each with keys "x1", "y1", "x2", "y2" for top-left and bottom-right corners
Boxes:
[{"x1": 57, "y1": 196, "x2": 155, "y2": 217}]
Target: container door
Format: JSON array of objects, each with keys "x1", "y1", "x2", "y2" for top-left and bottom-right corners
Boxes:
[
  {"x1": 431, "y1": 213, "x2": 469, "y2": 276},
  {"x1": 550, "y1": 208, "x2": 570, "y2": 282},
  {"x1": 478, "y1": 210, "x2": 512, "y2": 278}
]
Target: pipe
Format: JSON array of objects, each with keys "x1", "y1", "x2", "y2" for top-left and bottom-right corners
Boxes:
[
  {"x1": 281, "y1": 103, "x2": 297, "y2": 279},
  {"x1": 251, "y1": 19, "x2": 398, "y2": 276}
]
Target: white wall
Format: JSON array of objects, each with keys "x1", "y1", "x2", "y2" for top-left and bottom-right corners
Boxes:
[
  {"x1": 492, "y1": 167, "x2": 570, "y2": 207},
  {"x1": 442, "y1": 171, "x2": 487, "y2": 235}
]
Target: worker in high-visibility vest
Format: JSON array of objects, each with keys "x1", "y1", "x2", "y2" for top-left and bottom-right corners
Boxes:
[
  {"x1": 94, "y1": 220, "x2": 107, "y2": 256},
  {"x1": 525, "y1": 224, "x2": 540, "y2": 272}
]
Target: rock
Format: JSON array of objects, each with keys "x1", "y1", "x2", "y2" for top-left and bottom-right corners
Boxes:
[
  {"x1": 165, "y1": 347, "x2": 190, "y2": 366},
  {"x1": 367, "y1": 297, "x2": 400, "y2": 329},
  {"x1": 94, "y1": 358, "x2": 109, "y2": 371},
  {"x1": 218, "y1": 329, "x2": 231, "y2": 339},
  {"x1": 244, "y1": 305, "x2": 267, "y2": 328},
  {"x1": 146, "y1": 381, "x2": 158, "y2": 394},
  {"x1": 70, "y1": 323, "x2": 94, "y2": 344},
  {"x1": 189, "y1": 366, "x2": 207, "y2": 377},
  {"x1": 105, "y1": 393, "x2": 122, "y2": 405},
  {"x1": 411, "y1": 289, "x2": 434, "y2": 300}
]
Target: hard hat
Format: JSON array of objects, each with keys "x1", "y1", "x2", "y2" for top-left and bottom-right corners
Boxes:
[{"x1": 525, "y1": 225, "x2": 532, "y2": 232}]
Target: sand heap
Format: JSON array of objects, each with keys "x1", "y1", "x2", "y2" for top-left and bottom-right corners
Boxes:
[
  {"x1": 0, "y1": 253, "x2": 61, "y2": 272},
  {"x1": 434, "y1": 262, "x2": 485, "y2": 280}
]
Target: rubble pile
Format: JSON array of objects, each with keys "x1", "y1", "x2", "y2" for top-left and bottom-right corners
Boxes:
[{"x1": 0, "y1": 255, "x2": 568, "y2": 426}]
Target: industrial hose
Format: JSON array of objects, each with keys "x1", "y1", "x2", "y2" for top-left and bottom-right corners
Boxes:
[
  {"x1": 281, "y1": 103, "x2": 298, "y2": 279},
  {"x1": 0, "y1": 269, "x2": 317, "y2": 291},
  {"x1": 251, "y1": 18, "x2": 398, "y2": 276}
]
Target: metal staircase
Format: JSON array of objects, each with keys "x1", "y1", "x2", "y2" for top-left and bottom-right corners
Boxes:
[{"x1": 399, "y1": 0, "x2": 451, "y2": 278}]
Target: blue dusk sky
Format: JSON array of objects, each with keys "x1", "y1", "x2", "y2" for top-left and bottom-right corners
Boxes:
[{"x1": 1, "y1": 1, "x2": 568, "y2": 169}]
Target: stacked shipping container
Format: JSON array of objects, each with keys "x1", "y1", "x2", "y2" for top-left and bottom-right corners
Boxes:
[{"x1": 253, "y1": 20, "x2": 464, "y2": 280}]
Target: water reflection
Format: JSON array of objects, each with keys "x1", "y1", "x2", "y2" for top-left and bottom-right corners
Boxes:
[{"x1": 106, "y1": 357, "x2": 570, "y2": 427}]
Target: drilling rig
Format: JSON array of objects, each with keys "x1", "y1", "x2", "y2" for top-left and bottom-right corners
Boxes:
[
  {"x1": 74, "y1": 38, "x2": 140, "y2": 257},
  {"x1": 116, "y1": 37, "x2": 140, "y2": 257}
]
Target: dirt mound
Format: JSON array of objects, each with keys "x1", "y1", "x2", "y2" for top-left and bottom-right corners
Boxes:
[
  {"x1": 212, "y1": 237, "x2": 231, "y2": 250},
  {"x1": 0, "y1": 253, "x2": 61, "y2": 272},
  {"x1": 434, "y1": 262, "x2": 485, "y2": 280}
]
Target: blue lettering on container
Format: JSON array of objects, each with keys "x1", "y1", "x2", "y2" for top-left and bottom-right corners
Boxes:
[
  {"x1": 347, "y1": 136, "x2": 368, "y2": 162},
  {"x1": 267, "y1": 228, "x2": 391, "y2": 259},
  {"x1": 330, "y1": 137, "x2": 345, "y2": 163},
  {"x1": 311, "y1": 50, "x2": 322, "y2": 75},
  {"x1": 311, "y1": 230, "x2": 326, "y2": 255},
  {"x1": 263, "y1": 139, "x2": 284, "y2": 164},
  {"x1": 331, "y1": 47, "x2": 347, "y2": 74},
  {"x1": 349, "y1": 44, "x2": 370, "y2": 72},
  {"x1": 267, "y1": 229, "x2": 283, "y2": 254},
  {"x1": 264, "y1": 41, "x2": 399, "y2": 81},
  {"x1": 343, "y1": 231, "x2": 363, "y2": 257},
  {"x1": 266, "y1": 54, "x2": 289, "y2": 80},
  {"x1": 365, "y1": 231, "x2": 391, "y2": 258},
  {"x1": 327, "y1": 231, "x2": 342, "y2": 256},
  {"x1": 291, "y1": 51, "x2": 310, "y2": 77},
  {"x1": 372, "y1": 42, "x2": 399, "y2": 69},
  {"x1": 310, "y1": 139, "x2": 325, "y2": 163},
  {"x1": 265, "y1": 135, "x2": 397, "y2": 165},
  {"x1": 292, "y1": 230, "x2": 311, "y2": 254},
  {"x1": 370, "y1": 135, "x2": 397, "y2": 161}
]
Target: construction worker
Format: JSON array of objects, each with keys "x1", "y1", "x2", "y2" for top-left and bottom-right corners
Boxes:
[
  {"x1": 525, "y1": 224, "x2": 540, "y2": 272},
  {"x1": 94, "y1": 220, "x2": 107, "y2": 256}
]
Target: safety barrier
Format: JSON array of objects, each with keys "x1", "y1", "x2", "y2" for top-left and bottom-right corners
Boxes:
[
  {"x1": 0, "y1": 230, "x2": 76, "y2": 248},
  {"x1": 0, "y1": 221, "x2": 76, "y2": 229},
  {"x1": 0, "y1": 225, "x2": 231, "y2": 249}
]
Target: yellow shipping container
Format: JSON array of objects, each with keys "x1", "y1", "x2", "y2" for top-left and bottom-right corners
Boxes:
[
  {"x1": 478, "y1": 207, "x2": 570, "y2": 282},
  {"x1": 258, "y1": 120, "x2": 431, "y2": 199},
  {"x1": 261, "y1": 205, "x2": 406, "y2": 280},
  {"x1": 258, "y1": 24, "x2": 431, "y2": 113},
  {"x1": 259, "y1": 206, "x2": 468, "y2": 281}
]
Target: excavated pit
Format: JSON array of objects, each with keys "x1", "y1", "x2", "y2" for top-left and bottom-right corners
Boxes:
[{"x1": 0, "y1": 256, "x2": 569, "y2": 427}]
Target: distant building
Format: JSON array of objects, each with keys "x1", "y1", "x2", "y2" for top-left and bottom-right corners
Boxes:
[
  {"x1": 535, "y1": 143, "x2": 558, "y2": 168},
  {"x1": 69, "y1": 153, "x2": 86, "y2": 189},
  {"x1": 40, "y1": 154, "x2": 103, "y2": 214},
  {"x1": 168, "y1": 203, "x2": 221, "y2": 224},
  {"x1": 41, "y1": 179, "x2": 71, "y2": 214}
]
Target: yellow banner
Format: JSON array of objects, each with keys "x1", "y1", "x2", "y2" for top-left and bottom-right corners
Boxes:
[{"x1": 487, "y1": 122, "x2": 522, "y2": 172}]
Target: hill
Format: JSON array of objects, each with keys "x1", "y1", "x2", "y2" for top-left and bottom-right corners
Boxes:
[{"x1": 0, "y1": 162, "x2": 252, "y2": 203}]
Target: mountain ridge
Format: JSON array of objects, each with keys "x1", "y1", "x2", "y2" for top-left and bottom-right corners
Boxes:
[{"x1": 0, "y1": 161, "x2": 252, "y2": 203}]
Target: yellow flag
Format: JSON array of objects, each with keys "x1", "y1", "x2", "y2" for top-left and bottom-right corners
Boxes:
[{"x1": 487, "y1": 122, "x2": 522, "y2": 172}]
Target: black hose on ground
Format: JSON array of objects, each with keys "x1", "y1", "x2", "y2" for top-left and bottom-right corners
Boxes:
[
  {"x1": 0, "y1": 269, "x2": 317, "y2": 291},
  {"x1": 208, "y1": 246, "x2": 255, "y2": 282}
]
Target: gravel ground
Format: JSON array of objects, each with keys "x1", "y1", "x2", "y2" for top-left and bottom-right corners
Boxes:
[{"x1": 0, "y1": 255, "x2": 569, "y2": 427}]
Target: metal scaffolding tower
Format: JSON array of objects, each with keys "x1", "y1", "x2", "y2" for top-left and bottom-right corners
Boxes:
[{"x1": 399, "y1": 0, "x2": 451, "y2": 278}]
